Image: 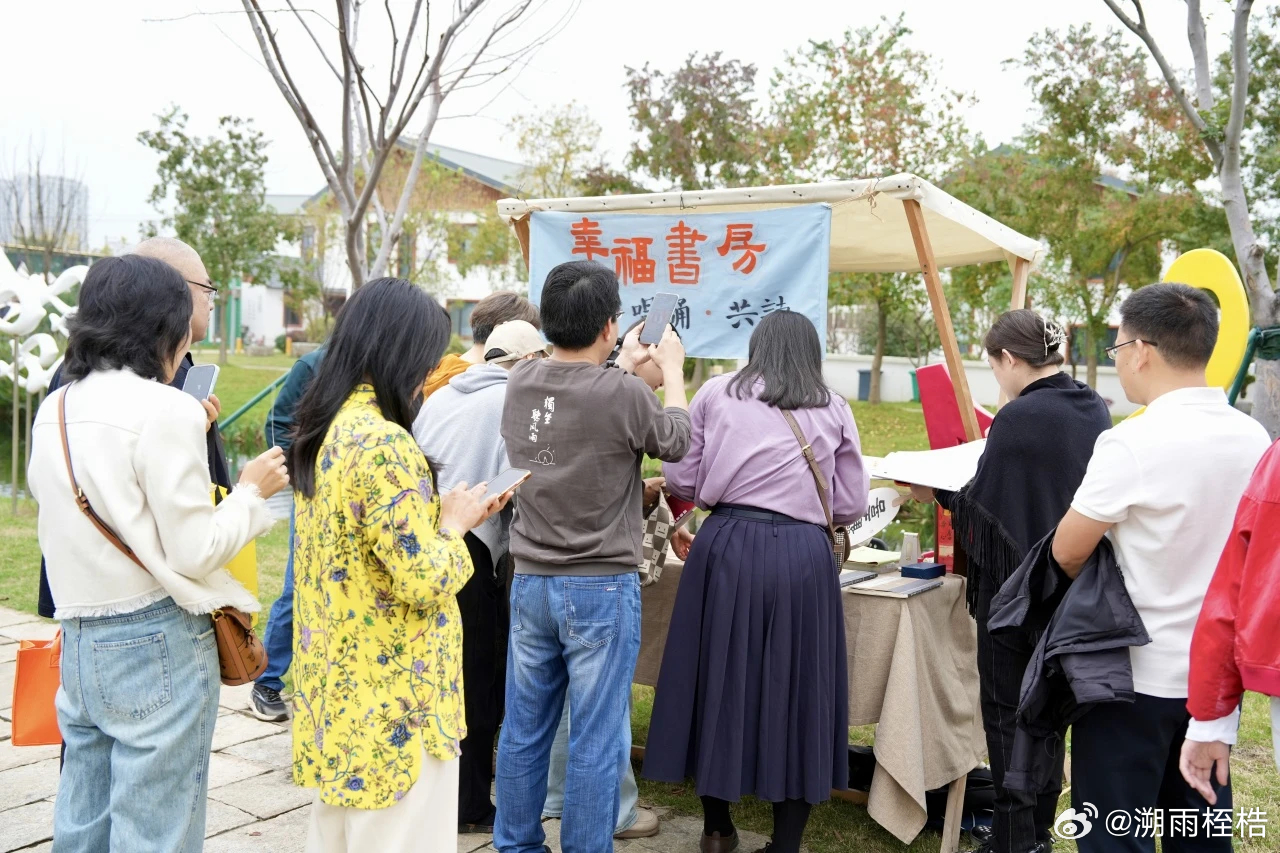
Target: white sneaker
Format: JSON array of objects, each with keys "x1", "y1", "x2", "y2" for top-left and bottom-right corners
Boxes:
[{"x1": 615, "y1": 807, "x2": 660, "y2": 839}]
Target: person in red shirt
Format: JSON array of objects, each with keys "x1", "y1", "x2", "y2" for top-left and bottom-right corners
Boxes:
[{"x1": 1182, "y1": 439, "x2": 1280, "y2": 802}]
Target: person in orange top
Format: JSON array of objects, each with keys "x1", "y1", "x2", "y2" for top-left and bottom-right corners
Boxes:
[{"x1": 424, "y1": 291, "x2": 540, "y2": 397}]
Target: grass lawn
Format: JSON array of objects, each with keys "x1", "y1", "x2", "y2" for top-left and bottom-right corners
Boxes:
[
  {"x1": 191, "y1": 353, "x2": 295, "y2": 463},
  {"x1": 191, "y1": 352, "x2": 294, "y2": 418},
  {"x1": 2, "y1": 399, "x2": 1276, "y2": 851}
]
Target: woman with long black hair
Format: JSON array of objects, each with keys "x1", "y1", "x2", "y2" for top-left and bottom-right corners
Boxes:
[
  {"x1": 910, "y1": 310, "x2": 1111, "y2": 853},
  {"x1": 644, "y1": 310, "x2": 868, "y2": 853},
  {"x1": 287, "y1": 278, "x2": 505, "y2": 853}
]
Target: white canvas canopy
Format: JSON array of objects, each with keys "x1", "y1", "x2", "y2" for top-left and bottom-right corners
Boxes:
[
  {"x1": 496, "y1": 173, "x2": 1044, "y2": 274},
  {"x1": 497, "y1": 173, "x2": 1044, "y2": 442}
]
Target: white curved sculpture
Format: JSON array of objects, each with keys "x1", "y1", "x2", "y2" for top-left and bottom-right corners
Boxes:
[{"x1": 0, "y1": 251, "x2": 83, "y2": 394}]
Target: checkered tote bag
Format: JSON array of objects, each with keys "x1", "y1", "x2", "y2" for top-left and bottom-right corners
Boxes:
[{"x1": 639, "y1": 493, "x2": 674, "y2": 587}]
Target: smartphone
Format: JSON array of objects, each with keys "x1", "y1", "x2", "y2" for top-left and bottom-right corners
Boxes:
[
  {"x1": 483, "y1": 467, "x2": 531, "y2": 501},
  {"x1": 181, "y1": 364, "x2": 219, "y2": 401},
  {"x1": 638, "y1": 292, "x2": 680, "y2": 346}
]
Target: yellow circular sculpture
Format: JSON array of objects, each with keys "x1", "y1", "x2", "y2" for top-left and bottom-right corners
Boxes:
[
  {"x1": 1126, "y1": 249, "x2": 1251, "y2": 418},
  {"x1": 1164, "y1": 248, "x2": 1251, "y2": 390}
]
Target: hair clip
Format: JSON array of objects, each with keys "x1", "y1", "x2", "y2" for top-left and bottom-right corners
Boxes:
[{"x1": 1043, "y1": 320, "x2": 1067, "y2": 355}]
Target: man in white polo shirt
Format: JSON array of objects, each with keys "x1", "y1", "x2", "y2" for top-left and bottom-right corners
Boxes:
[{"x1": 1051, "y1": 283, "x2": 1270, "y2": 853}]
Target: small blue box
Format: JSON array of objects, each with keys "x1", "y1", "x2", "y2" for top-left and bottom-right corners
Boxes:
[{"x1": 901, "y1": 562, "x2": 945, "y2": 579}]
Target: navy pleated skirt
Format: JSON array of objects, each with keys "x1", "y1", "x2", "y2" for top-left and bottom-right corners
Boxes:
[{"x1": 643, "y1": 506, "x2": 849, "y2": 804}]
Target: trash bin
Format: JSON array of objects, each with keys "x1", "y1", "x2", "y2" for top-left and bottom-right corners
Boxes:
[
  {"x1": 910, "y1": 369, "x2": 920, "y2": 402},
  {"x1": 857, "y1": 369, "x2": 872, "y2": 402}
]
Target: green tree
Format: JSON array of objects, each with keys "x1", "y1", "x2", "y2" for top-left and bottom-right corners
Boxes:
[
  {"x1": 139, "y1": 107, "x2": 296, "y2": 365},
  {"x1": 510, "y1": 102, "x2": 608, "y2": 198},
  {"x1": 768, "y1": 15, "x2": 976, "y2": 402},
  {"x1": 1104, "y1": 0, "x2": 1280, "y2": 436},
  {"x1": 1001, "y1": 25, "x2": 1211, "y2": 387},
  {"x1": 624, "y1": 52, "x2": 764, "y2": 190},
  {"x1": 623, "y1": 55, "x2": 763, "y2": 387}
]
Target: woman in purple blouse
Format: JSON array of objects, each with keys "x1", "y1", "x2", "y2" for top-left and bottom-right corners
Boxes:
[{"x1": 644, "y1": 311, "x2": 869, "y2": 853}]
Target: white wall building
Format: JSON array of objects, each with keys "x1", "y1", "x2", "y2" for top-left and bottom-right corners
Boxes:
[{"x1": 238, "y1": 144, "x2": 530, "y2": 349}]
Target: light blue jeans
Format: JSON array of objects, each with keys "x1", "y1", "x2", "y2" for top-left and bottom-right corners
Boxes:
[
  {"x1": 542, "y1": 695, "x2": 639, "y2": 833},
  {"x1": 494, "y1": 572, "x2": 641, "y2": 853},
  {"x1": 53, "y1": 597, "x2": 221, "y2": 853}
]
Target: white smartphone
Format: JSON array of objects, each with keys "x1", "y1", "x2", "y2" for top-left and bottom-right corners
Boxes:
[
  {"x1": 483, "y1": 467, "x2": 531, "y2": 500},
  {"x1": 181, "y1": 364, "x2": 219, "y2": 401}
]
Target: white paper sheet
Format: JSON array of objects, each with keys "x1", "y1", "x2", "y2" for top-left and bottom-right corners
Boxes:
[{"x1": 868, "y1": 440, "x2": 986, "y2": 492}]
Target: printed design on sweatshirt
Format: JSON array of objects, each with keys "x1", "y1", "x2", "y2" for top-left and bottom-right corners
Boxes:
[{"x1": 528, "y1": 395, "x2": 557, "y2": 466}]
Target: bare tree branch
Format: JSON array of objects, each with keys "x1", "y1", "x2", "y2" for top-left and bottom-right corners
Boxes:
[
  {"x1": 367, "y1": 1, "x2": 534, "y2": 277},
  {"x1": 352, "y1": 0, "x2": 486, "y2": 235},
  {"x1": 1186, "y1": 0, "x2": 1215, "y2": 112},
  {"x1": 285, "y1": 0, "x2": 342, "y2": 81},
  {"x1": 2, "y1": 142, "x2": 85, "y2": 278},
  {"x1": 386, "y1": 0, "x2": 427, "y2": 133},
  {"x1": 1102, "y1": 0, "x2": 1223, "y2": 168},
  {"x1": 240, "y1": 0, "x2": 352, "y2": 213},
  {"x1": 1224, "y1": 0, "x2": 1254, "y2": 172},
  {"x1": 241, "y1": 0, "x2": 567, "y2": 286},
  {"x1": 384, "y1": 0, "x2": 399, "y2": 98}
]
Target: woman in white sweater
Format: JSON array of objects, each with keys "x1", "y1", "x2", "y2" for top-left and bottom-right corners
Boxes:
[{"x1": 27, "y1": 255, "x2": 289, "y2": 853}]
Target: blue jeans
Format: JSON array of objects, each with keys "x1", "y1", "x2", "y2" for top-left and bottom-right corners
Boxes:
[
  {"x1": 54, "y1": 598, "x2": 220, "y2": 853},
  {"x1": 257, "y1": 507, "x2": 295, "y2": 693},
  {"x1": 542, "y1": 695, "x2": 639, "y2": 833},
  {"x1": 494, "y1": 572, "x2": 641, "y2": 853}
]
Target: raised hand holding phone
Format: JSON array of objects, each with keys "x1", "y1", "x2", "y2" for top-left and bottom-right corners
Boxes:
[
  {"x1": 639, "y1": 293, "x2": 680, "y2": 346},
  {"x1": 182, "y1": 364, "x2": 219, "y2": 401},
  {"x1": 440, "y1": 482, "x2": 505, "y2": 535},
  {"x1": 482, "y1": 468, "x2": 531, "y2": 501}
]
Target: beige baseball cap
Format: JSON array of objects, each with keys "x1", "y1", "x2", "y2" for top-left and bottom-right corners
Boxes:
[{"x1": 484, "y1": 320, "x2": 551, "y2": 363}]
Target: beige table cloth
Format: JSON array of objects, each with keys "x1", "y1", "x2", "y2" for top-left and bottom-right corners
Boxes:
[{"x1": 637, "y1": 563, "x2": 984, "y2": 845}]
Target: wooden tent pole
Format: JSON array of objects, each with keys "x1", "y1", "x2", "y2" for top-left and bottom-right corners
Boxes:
[
  {"x1": 902, "y1": 199, "x2": 982, "y2": 442},
  {"x1": 1009, "y1": 256, "x2": 1031, "y2": 310},
  {"x1": 997, "y1": 256, "x2": 1034, "y2": 408}
]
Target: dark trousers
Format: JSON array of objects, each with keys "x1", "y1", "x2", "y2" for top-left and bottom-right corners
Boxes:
[
  {"x1": 975, "y1": 573, "x2": 1063, "y2": 853},
  {"x1": 1072, "y1": 693, "x2": 1233, "y2": 853},
  {"x1": 457, "y1": 534, "x2": 510, "y2": 825}
]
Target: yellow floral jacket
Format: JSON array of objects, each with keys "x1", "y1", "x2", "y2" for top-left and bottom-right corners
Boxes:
[{"x1": 291, "y1": 385, "x2": 473, "y2": 809}]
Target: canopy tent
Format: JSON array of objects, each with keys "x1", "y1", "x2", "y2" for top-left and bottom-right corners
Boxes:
[
  {"x1": 497, "y1": 173, "x2": 1044, "y2": 442},
  {"x1": 498, "y1": 174, "x2": 1042, "y2": 853}
]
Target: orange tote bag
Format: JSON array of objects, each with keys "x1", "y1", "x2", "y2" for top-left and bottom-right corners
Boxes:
[{"x1": 11, "y1": 630, "x2": 62, "y2": 746}]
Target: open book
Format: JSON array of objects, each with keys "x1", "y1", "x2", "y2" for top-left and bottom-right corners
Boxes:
[{"x1": 868, "y1": 440, "x2": 986, "y2": 492}]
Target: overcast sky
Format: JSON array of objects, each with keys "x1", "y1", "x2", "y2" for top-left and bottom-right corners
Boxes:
[{"x1": 2, "y1": 0, "x2": 1234, "y2": 248}]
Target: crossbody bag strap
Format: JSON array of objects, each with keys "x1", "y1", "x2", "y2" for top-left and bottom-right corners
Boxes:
[
  {"x1": 58, "y1": 386, "x2": 145, "y2": 570},
  {"x1": 780, "y1": 409, "x2": 837, "y2": 535}
]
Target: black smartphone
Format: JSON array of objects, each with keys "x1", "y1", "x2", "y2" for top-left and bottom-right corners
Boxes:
[
  {"x1": 482, "y1": 467, "x2": 531, "y2": 500},
  {"x1": 181, "y1": 364, "x2": 219, "y2": 401},
  {"x1": 638, "y1": 292, "x2": 680, "y2": 346}
]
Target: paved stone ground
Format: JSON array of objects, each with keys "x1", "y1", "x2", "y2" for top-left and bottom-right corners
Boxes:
[{"x1": 0, "y1": 606, "x2": 767, "y2": 852}]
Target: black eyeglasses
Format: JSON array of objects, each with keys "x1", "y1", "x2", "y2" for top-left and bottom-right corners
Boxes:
[
  {"x1": 187, "y1": 279, "x2": 219, "y2": 295},
  {"x1": 1105, "y1": 339, "x2": 1158, "y2": 358}
]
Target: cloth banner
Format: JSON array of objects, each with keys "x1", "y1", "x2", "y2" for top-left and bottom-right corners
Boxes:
[{"x1": 527, "y1": 204, "x2": 832, "y2": 359}]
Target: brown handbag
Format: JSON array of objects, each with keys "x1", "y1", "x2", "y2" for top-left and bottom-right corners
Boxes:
[
  {"x1": 781, "y1": 409, "x2": 851, "y2": 569},
  {"x1": 58, "y1": 387, "x2": 268, "y2": 686}
]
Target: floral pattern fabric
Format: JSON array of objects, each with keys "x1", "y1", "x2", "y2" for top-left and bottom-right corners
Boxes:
[{"x1": 291, "y1": 385, "x2": 473, "y2": 809}]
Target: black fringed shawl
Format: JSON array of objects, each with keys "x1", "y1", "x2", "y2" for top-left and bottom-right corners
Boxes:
[{"x1": 938, "y1": 372, "x2": 1112, "y2": 616}]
